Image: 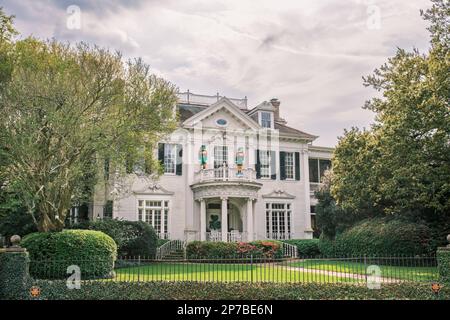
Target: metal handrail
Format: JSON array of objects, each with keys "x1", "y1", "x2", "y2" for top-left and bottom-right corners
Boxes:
[
  {"x1": 281, "y1": 242, "x2": 298, "y2": 258},
  {"x1": 156, "y1": 239, "x2": 185, "y2": 259}
]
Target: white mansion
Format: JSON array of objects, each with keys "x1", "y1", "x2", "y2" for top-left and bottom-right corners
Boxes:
[{"x1": 85, "y1": 92, "x2": 333, "y2": 242}]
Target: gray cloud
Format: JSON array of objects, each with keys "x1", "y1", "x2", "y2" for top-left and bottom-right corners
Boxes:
[{"x1": 1, "y1": 0, "x2": 432, "y2": 146}]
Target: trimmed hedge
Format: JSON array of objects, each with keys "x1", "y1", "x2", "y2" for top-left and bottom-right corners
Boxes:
[
  {"x1": 319, "y1": 218, "x2": 434, "y2": 257},
  {"x1": 283, "y1": 239, "x2": 320, "y2": 257},
  {"x1": 437, "y1": 247, "x2": 450, "y2": 284},
  {"x1": 186, "y1": 241, "x2": 283, "y2": 259},
  {"x1": 22, "y1": 230, "x2": 117, "y2": 279},
  {"x1": 73, "y1": 219, "x2": 158, "y2": 257},
  {"x1": 27, "y1": 280, "x2": 450, "y2": 300},
  {"x1": 0, "y1": 251, "x2": 30, "y2": 299}
]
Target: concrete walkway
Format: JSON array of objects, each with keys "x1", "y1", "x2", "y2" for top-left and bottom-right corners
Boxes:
[{"x1": 283, "y1": 266, "x2": 402, "y2": 283}]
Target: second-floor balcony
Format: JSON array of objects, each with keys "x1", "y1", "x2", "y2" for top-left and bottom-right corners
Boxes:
[{"x1": 194, "y1": 167, "x2": 257, "y2": 184}]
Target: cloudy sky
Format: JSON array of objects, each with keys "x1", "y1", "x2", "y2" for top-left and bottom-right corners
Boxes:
[{"x1": 2, "y1": 0, "x2": 432, "y2": 146}]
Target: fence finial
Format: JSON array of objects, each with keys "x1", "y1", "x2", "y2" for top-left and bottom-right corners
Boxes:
[{"x1": 10, "y1": 235, "x2": 21, "y2": 248}]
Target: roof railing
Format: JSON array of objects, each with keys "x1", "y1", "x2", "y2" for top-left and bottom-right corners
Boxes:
[{"x1": 177, "y1": 90, "x2": 248, "y2": 109}]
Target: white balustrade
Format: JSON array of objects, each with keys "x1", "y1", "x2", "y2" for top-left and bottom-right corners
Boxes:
[{"x1": 194, "y1": 167, "x2": 256, "y2": 183}]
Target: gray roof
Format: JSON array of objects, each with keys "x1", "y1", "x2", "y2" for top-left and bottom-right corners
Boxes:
[{"x1": 177, "y1": 103, "x2": 317, "y2": 140}]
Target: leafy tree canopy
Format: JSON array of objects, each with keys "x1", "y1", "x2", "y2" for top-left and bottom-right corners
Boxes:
[
  {"x1": 0, "y1": 8, "x2": 178, "y2": 232},
  {"x1": 327, "y1": 0, "x2": 449, "y2": 240}
]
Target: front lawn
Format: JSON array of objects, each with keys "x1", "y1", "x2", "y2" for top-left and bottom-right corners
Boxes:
[
  {"x1": 114, "y1": 262, "x2": 355, "y2": 283},
  {"x1": 287, "y1": 259, "x2": 438, "y2": 282}
]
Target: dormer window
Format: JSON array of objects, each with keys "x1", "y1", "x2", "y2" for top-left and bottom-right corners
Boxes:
[{"x1": 260, "y1": 111, "x2": 272, "y2": 128}]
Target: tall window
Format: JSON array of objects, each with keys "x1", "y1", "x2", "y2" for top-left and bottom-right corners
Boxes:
[
  {"x1": 309, "y1": 158, "x2": 331, "y2": 183},
  {"x1": 137, "y1": 200, "x2": 169, "y2": 236},
  {"x1": 260, "y1": 150, "x2": 271, "y2": 178},
  {"x1": 265, "y1": 202, "x2": 292, "y2": 239},
  {"x1": 164, "y1": 144, "x2": 177, "y2": 174},
  {"x1": 260, "y1": 112, "x2": 272, "y2": 128},
  {"x1": 285, "y1": 152, "x2": 294, "y2": 179},
  {"x1": 213, "y1": 145, "x2": 228, "y2": 168}
]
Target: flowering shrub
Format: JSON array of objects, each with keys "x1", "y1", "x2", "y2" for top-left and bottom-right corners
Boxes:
[{"x1": 186, "y1": 240, "x2": 283, "y2": 259}]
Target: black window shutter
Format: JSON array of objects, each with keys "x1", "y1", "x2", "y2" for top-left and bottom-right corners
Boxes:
[
  {"x1": 176, "y1": 144, "x2": 183, "y2": 176},
  {"x1": 270, "y1": 150, "x2": 276, "y2": 180},
  {"x1": 295, "y1": 152, "x2": 300, "y2": 181},
  {"x1": 158, "y1": 143, "x2": 165, "y2": 170},
  {"x1": 255, "y1": 149, "x2": 261, "y2": 179},
  {"x1": 279, "y1": 151, "x2": 286, "y2": 180}
]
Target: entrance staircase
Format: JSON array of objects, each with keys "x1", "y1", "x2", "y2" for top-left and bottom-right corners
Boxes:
[{"x1": 156, "y1": 239, "x2": 186, "y2": 260}]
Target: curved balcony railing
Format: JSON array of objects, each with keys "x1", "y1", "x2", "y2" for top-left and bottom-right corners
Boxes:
[{"x1": 194, "y1": 167, "x2": 256, "y2": 183}]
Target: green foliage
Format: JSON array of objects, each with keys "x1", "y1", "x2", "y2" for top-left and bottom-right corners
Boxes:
[
  {"x1": 27, "y1": 280, "x2": 450, "y2": 300},
  {"x1": 186, "y1": 241, "x2": 283, "y2": 259},
  {"x1": 22, "y1": 230, "x2": 117, "y2": 279},
  {"x1": 437, "y1": 248, "x2": 450, "y2": 284},
  {"x1": 0, "y1": 251, "x2": 30, "y2": 300},
  {"x1": 314, "y1": 179, "x2": 363, "y2": 240},
  {"x1": 319, "y1": 218, "x2": 434, "y2": 257},
  {"x1": 283, "y1": 239, "x2": 320, "y2": 257},
  {"x1": 318, "y1": 233, "x2": 337, "y2": 257},
  {"x1": 0, "y1": 10, "x2": 178, "y2": 232},
  {"x1": 72, "y1": 219, "x2": 158, "y2": 257},
  {"x1": 329, "y1": 1, "x2": 450, "y2": 244},
  {"x1": 0, "y1": 209, "x2": 37, "y2": 243}
]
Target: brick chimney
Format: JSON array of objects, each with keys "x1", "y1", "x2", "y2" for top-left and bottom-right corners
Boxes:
[{"x1": 270, "y1": 98, "x2": 280, "y2": 120}]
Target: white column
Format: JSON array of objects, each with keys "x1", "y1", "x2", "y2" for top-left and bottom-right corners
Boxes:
[
  {"x1": 246, "y1": 198, "x2": 254, "y2": 241},
  {"x1": 200, "y1": 199, "x2": 206, "y2": 241},
  {"x1": 221, "y1": 197, "x2": 228, "y2": 242},
  {"x1": 302, "y1": 148, "x2": 313, "y2": 237}
]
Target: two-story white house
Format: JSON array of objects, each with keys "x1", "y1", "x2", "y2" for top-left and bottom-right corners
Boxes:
[{"x1": 83, "y1": 92, "x2": 333, "y2": 242}]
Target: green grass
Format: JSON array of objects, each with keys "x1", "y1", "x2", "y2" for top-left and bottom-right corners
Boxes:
[
  {"x1": 114, "y1": 262, "x2": 355, "y2": 283},
  {"x1": 287, "y1": 260, "x2": 438, "y2": 281}
]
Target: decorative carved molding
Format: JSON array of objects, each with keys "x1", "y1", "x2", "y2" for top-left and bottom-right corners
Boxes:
[
  {"x1": 261, "y1": 189, "x2": 296, "y2": 199},
  {"x1": 191, "y1": 182, "x2": 260, "y2": 200},
  {"x1": 133, "y1": 183, "x2": 174, "y2": 195}
]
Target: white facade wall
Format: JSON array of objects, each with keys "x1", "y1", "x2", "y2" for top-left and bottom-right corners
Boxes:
[{"x1": 102, "y1": 99, "x2": 332, "y2": 241}]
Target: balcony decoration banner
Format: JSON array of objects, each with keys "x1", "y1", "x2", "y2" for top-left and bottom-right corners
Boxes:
[
  {"x1": 235, "y1": 147, "x2": 244, "y2": 176},
  {"x1": 199, "y1": 145, "x2": 208, "y2": 169}
]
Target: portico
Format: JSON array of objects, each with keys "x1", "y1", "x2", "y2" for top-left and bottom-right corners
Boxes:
[{"x1": 191, "y1": 167, "x2": 261, "y2": 242}]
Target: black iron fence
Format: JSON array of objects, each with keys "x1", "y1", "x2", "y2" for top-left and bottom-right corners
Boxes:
[{"x1": 29, "y1": 255, "x2": 438, "y2": 284}]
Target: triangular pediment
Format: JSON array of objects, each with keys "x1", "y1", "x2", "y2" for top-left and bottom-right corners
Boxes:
[
  {"x1": 182, "y1": 97, "x2": 260, "y2": 130},
  {"x1": 262, "y1": 189, "x2": 296, "y2": 199}
]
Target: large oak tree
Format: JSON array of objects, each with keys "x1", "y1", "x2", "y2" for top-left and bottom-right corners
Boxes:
[
  {"x1": 329, "y1": 0, "x2": 450, "y2": 240},
  {"x1": 0, "y1": 9, "x2": 177, "y2": 232}
]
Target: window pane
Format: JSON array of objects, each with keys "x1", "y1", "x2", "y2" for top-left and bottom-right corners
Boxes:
[
  {"x1": 164, "y1": 144, "x2": 176, "y2": 174},
  {"x1": 285, "y1": 152, "x2": 294, "y2": 179},
  {"x1": 319, "y1": 159, "x2": 331, "y2": 182},
  {"x1": 154, "y1": 210, "x2": 161, "y2": 233},
  {"x1": 309, "y1": 158, "x2": 319, "y2": 183},
  {"x1": 266, "y1": 202, "x2": 292, "y2": 239},
  {"x1": 261, "y1": 112, "x2": 272, "y2": 128},
  {"x1": 214, "y1": 145, "x2": 228, "y2": 168},
  {"x1": 260, "y1": 150, "x2": 271, "y2": 178}
]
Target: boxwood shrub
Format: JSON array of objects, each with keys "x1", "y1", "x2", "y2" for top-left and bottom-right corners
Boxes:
[
  {"x1": 0, "y1": 251, "x2": 30, "y2": 300},
  {"x1": 72, "y1": 219, "x2": 158, "y2": 257},
  {"x1": 283, "y1": 239, "x2": 320, "y2": 257},
  {"x1": 22, "y1": 230, "x2": 117, "y2": 279},
  {"x1": 186, "y1": 240, "x2": 283, "y2": 259},
  {"x1": 319, "y1": 218, "x2": 434, "y2": 257},
  {"x1": 29, "y1": 280, "x2": 450, "y2": 300}
]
